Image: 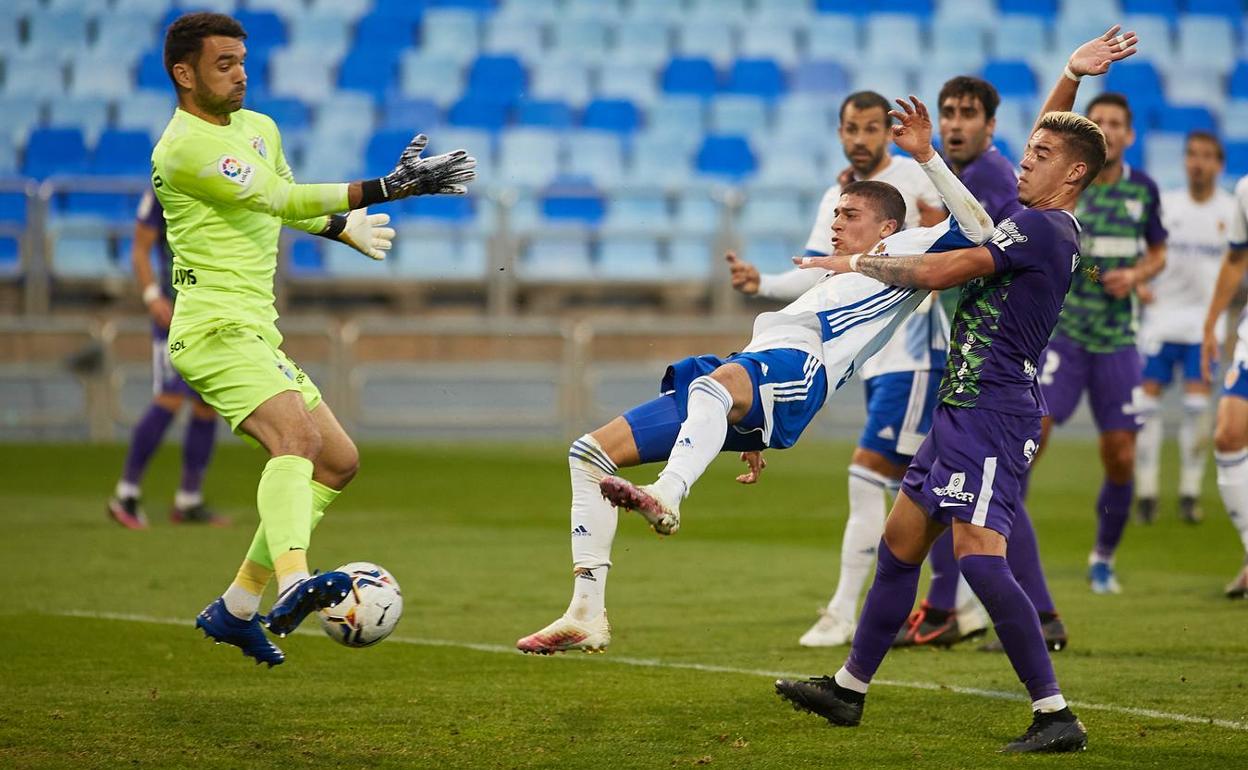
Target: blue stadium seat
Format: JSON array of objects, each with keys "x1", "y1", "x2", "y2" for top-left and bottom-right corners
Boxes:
[
  {"x1": 287, "y1": 237, "x2": 325, "y2": 276},
  {"x1": 0, "y1": 192, "x2": 29, "y2": 224},
  {"x1": 1225, "y1": 141, "x2": 1248, "y2": 178},
  {"x1": 740, "y1": 192, "x2": 805, "y2": 236},
  {"x1": 448, "y1": 98, "x2": 510, "y2": 130},
  {"x1": 1104, "y1": 62, "x2": 1167, "y2": 119},
  {"x1": 380, "y1": 99, "x2": 442, "y2": 132},
  {"x1": 467, "y1": 55, "x2": 528, "y2": 105},
  {"x1": 695, "y1": 135, "x2": 756, "y2": 181},
  {"x1": 52, "y1": 232, "x2": 120, "y2": 279},
  {"x1": 676, "y1": 21, "x2": 737, "y2": 67},
  {"x1": 483, "y1": 17, "x2": 544, "y2": 57},
  {"x1": 372, "y1": 0, "x2": 428, "y2": 21},
  {"x1": 363, "y1": 130, "x2": 416, "y2": 178},
  {"x1": 115, "y1": 91, "x2": 174, "y2": 138},
  {"x1": 806, "y1": 14, "x2": 860, "y2": 62},
  {"x1": 990, "y1": 15, "x2": 1050, "y2": 59},
  {"x1": 550, "y1": 19, "x2": 610, "y2": 61},
  {"x1": 420, "y1": 10, "x2": 482, "y2": 64},
  {"x1": 595, "y1": 63, "x2": 659, "y2": 105},
  {"x1": 564, "y1": 132, "x2": 625, "y2": 186},
  {"x1": 1121, "y1": 0, "x2": 1179, "y2": 17},
  {"x1": 1186, "y1": 0, "x2": 1244, "y2": 23},
  {"x1": 738, "y1": 22, "x2": 801, "y2": 67},
  {"x1": 393, "y1": 231, "x2": 487, "y2": 279},
  {"x1": 529, "y1": 60, "x2": 594, "y2": 106},
  {"x1": 612, "y1": 20, "x2": 672, "y2": 67},
  {"x1": 628, "y1": 0, "x2": 685, "y2": 23},
  {"x1": 24, "y1": 128, "x2": 88, "y2": 179},
  {"x1": 754, "y1": 147, "x2": 826, "y2": 190},
  {"x1": 498, "y1": 128, "x2": 561, "y2": 187},
  {"x1": 3, "y1": 55, "x2": 65, "y2": 97},
  {"x1": 582, "y1": 99, "x2": 640, "y2": 134},
  {"x1": 515, "y1": 100, "x2": 575, "y2": 129},
  {"x1": 772, "y1": 95, "x2": 833, "y2": 145},
  {"x1": 662, "y1": 57, "x2": 719, "y2": 97},
  {"x1": 27, "y1": 10, "x2": 89, "y2": 53},
  {"x1": 1223, "y1": 101, "x2": 1248, "y2": 140},
  {"x1": 600, "y1": 191, "x2": 671, "y2": 234},
  {"x1": 523, "y1": 235, "x2": 595, "y2": 280},
  {"x1": 645, "y1": 96, "x2": 708, "y2": 143},
  {"x1": 982, "y1": 60, "x2": 1037, "y2": 98},
  {"x1": 235, "y1": 10, "x2": 288, "y2": 52},
  {"x1": 355, "y1": 12, "x2": 420, "y2": 53},
  {"x1": 93, "y1": 13, "x2": 160, "y2": 59},
  {"x1": 338, "y1": 48, "x2": 399, "y2": 101},
  {"x1": 997, "y1": 0, "x2": 1057, "y2": 15},
  {"x1": 874, "y1": 0, "x2": 936, "y2": 15},
  {"x1": 91, "y1": 130, "x2": 153, "y2": 176},
  {"x1": 269, "y1": 49, "x2": 336, "y2": 102},
  {"x1": 400, "y1": 53, "x2": 466, "y2": 106},
  {"x1": 627, "y1": 137, "x2": 695, "y2": 188},
  {"x1": 58, "y1": 192, "x2": 140, "y2": 221},
  {"x1": 726, "y1": 59, "x2": 786, "y2": 99},
  {"x1": 710, "y1": 95, "x2": 770, "y2": 136},
  {"x1": 598, "y1": 236, "x2": 664, "y2": 280},
  {"x1": 667, "y1": 235, "x2": 712, "y2": 278},
  {"x1": 135, "y1": 49, "x2": 170, "y2": 91},
  {"x1": 792, "y1": 60, "x2": 851, "y2": 94},
  {"x1": 1177, "y1": 16, "x2": 1235, "y2": 73},
  {"x1": 69, "y1": 55, "x2": 133, "y2": 99},
  {"x1": 1154, "y1": 106, "x2": 1217, "y2": 134},
  {"x1": 251, "y1": 98, "x2": 313, "y2": 134},
  {"x1": 865, "y1": 14, "x2": 923, "y2": 67},
  {"x1": 287, "y1": 16, "x2": 351, "y2": 58},
  {"x1": 400, "y1": 194, "x2": 478, "y2": 225}
]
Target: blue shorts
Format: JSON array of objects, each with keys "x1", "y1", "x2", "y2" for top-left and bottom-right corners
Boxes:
[
  {"x1": 624, "y1": 349, "x2": 828, "y2": 462},
  {"x1": 151, "y1": 323, "x2": 199, "y2": 399},
  {"x1": 901, "y1": 404, "x2": 1042, "y2": 539},
  {"x1": 859, "y1": 369, "x2": 941, "y2": 466},
  {"x1": 1223, "y1": 353, "x2": 1248, "y2": 400},
  {"x1": 1142, "y1": 341, "x2": 1204, "y2": 387}
]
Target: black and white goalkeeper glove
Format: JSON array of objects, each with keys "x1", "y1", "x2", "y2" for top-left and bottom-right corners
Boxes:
[{"x1": 381, "y1": 133, "x2": 477, "y2": 199}]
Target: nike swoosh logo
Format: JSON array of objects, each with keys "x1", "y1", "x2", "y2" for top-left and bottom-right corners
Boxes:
[{"x1": 939, "y1": 500, "x2": 967, "y2": 508}]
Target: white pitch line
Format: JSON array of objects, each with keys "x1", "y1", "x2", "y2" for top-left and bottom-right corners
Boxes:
[{"x1": 51, "y1": 609, "x2": 1248, "y2": 733}]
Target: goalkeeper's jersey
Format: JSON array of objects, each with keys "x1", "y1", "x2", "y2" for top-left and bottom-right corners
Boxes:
[{"x1": 151, "y1": 107, "x2": 349, "y2": 333}]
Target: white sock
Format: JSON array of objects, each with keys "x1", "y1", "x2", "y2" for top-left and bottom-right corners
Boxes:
[
  {"x1": 1179, "y1": 393, "x2": 1210, "y2": 497},
  {"x1": 1134, "y1": 392, "x2": 1162, "y2": 499},
  {"x1": 1216, "y1": 449, "x2": 1248, "y2": 554},
  {"x1": 115, "y1": 480, "x2": 140, "y2": 500},
  {"x1": 566, "y1": 435, "x2": 618, "y2": 621},
  {"x1": 175, "y1": 489, "x2": 203, "y2": 509},
  {"x1": 656, "y1": 376, "x2": 733, "y2": 499},
  {"x1": 1032, "y1": 694, "x2": 1068, "y2": 713},
  {"x1": 835, "y1": 666, "x2": 870, "y2": 694},
  {"x1": 827, "y1": 465, "x2": 889, "y2": 620},
  {"x1": 222, "y1": 584, "x2": 261, "y2": 620},
  {"x1": 277, "y1": 571, "x2": 309, "y2": 597}
]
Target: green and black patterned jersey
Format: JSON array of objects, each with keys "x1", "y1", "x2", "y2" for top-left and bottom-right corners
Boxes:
[{"x1": 1057, "y1": 166, "x2": 1166, "y2": 352}]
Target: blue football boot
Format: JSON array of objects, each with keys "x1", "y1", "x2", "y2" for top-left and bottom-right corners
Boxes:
[
  {"x1": 262, "y1": 571, "x2": 353, "y2": 637},
  {"x1": 195, "y1": 598, "x2": 285, "y2": 667}
]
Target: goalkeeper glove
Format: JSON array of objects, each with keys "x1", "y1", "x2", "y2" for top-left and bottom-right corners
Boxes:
[
  {"x1": 319, "y1": 208, "x2": 395, "y2": 261},
  {"x1": 361, "y1": 134, "x2": 477, "y2": 205}
]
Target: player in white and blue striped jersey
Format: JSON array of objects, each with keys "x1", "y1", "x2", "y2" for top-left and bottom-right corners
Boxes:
[{"x1": 515, "y1": 100, "x2": 995, "y2": 655}]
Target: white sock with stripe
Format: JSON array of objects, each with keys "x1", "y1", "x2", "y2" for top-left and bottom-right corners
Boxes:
[
  {"x1": 827, "y1": 464, "x2": 889, "y2": 620},
  {"x1": 1216, "y1": 449, "x2": 1248, "y2": 554},
  {"x1": 567, "y1": 434, "x2": 618, "y2": 621},
  {"x1": 1179, "y1": 393, "x2": 1210, "y2": 498},
  {"x1": 1134, "y1": 392, "x2": 1162, "y2": 500},
  {"x1": 655, "y1": 376, "x2": 733, "y2": 501}
]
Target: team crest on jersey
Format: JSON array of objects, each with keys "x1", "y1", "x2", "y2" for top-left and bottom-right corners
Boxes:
[
  {"x1": 1124, "y1": 199, "x2": 1143, "y2": 220},
  {"x1": 218, "y1": 155, "x2": 254, "y2": 187},
  {"x1": 250, "y1": 135, "x2": 268, "y2": 158}
]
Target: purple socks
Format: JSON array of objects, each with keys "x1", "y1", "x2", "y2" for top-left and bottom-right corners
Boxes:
[
  {"x1": 122, "y1": 404, "x2": 176, "y2": 486},
  {"x1": 924, "y1": 530, "x2": 959, "y2": 611},
  {"x1": 180, "y1": 414, "x2": 217, "y2": 495},
  {"x1": 959, "y1": 554, "x2": 1061, "y2": 702},
  {"x1": 845, "y1": 541, "x2": 921, "y2": 684},
  {"x1": 1094, "y1": 479, "x2": 1133, "y2": 559},
  {"x1": 1006, "y1": 507, "x2": 1056, "y2": 615}
]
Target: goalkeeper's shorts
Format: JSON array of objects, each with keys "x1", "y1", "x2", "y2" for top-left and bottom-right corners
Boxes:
[{"x1": 168, "y1": 320, "x2": 322, "y2": 444}]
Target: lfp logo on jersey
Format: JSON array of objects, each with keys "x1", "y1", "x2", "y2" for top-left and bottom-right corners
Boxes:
[{"x1": 217, "y1": 155, "x2": 254, "y2": 187}]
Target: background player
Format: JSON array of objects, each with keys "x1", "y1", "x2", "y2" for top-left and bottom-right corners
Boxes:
[
  {"x1": 516, "y1": 106, "x2": 994, "y2": 655},
  {"x1": 1034, "y1": 91, "x2": 1166, "y2": 595},
  {"x1": 152, "y1": 12, "x2": 475, "y2": 665},
  {"x1": 108, "y1": 187, "x2": 224, "y2": 529},
  {"x1": 1134, "y1": 132, "x2": 1232, "y2": 525},
  {"x1": 725, "y1": 91, "x2": 959, "y2": 649},
  {"x1": 1202, "y1": 173, "x2": 1248, "y2": 597}
]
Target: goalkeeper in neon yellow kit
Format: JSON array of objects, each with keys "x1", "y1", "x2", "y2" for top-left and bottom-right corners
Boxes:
[{"x1": 154, "y1": 12, "x2": 477, "y2": 666}]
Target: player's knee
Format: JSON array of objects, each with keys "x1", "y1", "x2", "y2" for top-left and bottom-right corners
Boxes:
[
  {"x1": 1101, "y1": 438, "x2": 1135, "y2": 481},
  {"x1": 330, "y1": 441, "x2": 360, "y2": 486},
  {"x1": 1214, "y1": 421, "x2": 1248, "y2": 454}
]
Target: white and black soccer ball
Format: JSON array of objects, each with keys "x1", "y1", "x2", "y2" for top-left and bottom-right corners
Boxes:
[{"x1": 318, "y1": 562, "x2": 403, "y2": 648}]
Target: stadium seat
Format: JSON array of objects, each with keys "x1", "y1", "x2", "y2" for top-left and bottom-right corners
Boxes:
[
  {"x1": 990, "y1": 15, "x2": 1050, "y2": 60},
  {"x1": 667, "y1": 235, "x2": 713, "y2": 278},
  {"x1": 1055, "y1": 15, "x2": 1120, "y2": 59},
  {"x1": 52, "y1": 233, "x2": 121, "y2": 279},
  {"x1": 26, "y1": 10, "x2": 89, "y2": 55},
  {"x1": 612, "y1": 20, "x2": 673, "y2": 67},
  {"x1": 662, "y1": 58, "x2": 719, "y2": 97},
  {"x1": 114, "y1": 91, "x2": 174, "y2": 139},
  {"x1": 393, "y1": 231, "x2": 487, "y2": 279},
  {"x1": 93, "y1": 13, "x2": 159, "y2": 59},
  {"x1": 792, "y1": 60, "x2": 851, "y2": 94},
  {"x1": 287, "y1": 16, "x2": 351, "y2": 59},
  {"x1": 0, "y1": 134, "x2": 16, "y2": 177},
  {"x1": 725, "y1": 59, "x2": 786, "y2": 99},
  {"x1": 1225, "y1": 141, "x2": 1248, "y2": 178},
  {"x1": 982, "y1": 60, "x2": 1038, "y2": 98},
  {"x1": 0, "y1": 192, "x2": 28, "y2": 224},
  {"x1": 864, "y1": 15, "x2": 923, "y2": 68},
  {"x1": 646, "y1": 96, "x2": 708, "y2": 143},
  {"x1": 675, "y1": 21, "x2": 737, "y2": 67},
  {"x1": 806, "y1": 14, "x2": 860, "y2": 62},
  {"x1": 742, "y1": 234, "x2": 802, "y2": 274},
  {"x1": 58, "y1": 191, "x2": 140, "y2": 222},
  {"x1": 674, "y1": 190, "x2": 722, "y2": 235},
  {"x1": 420, "y1": 10, "x2": 482, "y2": 65},
  {"x1": 753, "y1": 0, "x2": 814, "y2": 15},
  {"x1": 1224, "y1": 101, "x2": 1248, "y2": 140},
  {"x1": 483, "y1": 18, "x2": 543, "y2": 57},
  {"x1": 494, "y1": 0, "x2": 560, "y2": 22},
  {"x1": 234, "y1": 10, "x2": 288, "y2": 52},
  {"x1": 514, "y1": 99, "x2": 574, "y2": 130},
  {"x1": 1154, "y1": 106, "x2": 1217, "y2": 134},
  {"x1": 550, "y1": 19, "x2": 611, "y2": 62},
  {"x1": 338, "y1": 47, "x2": 400, "y2": 101},
  {"x1": 695, "y1": 135, "x2": 757, "y2": 182},
  {"x1": 521, "y1": 235, "x2": 594, "y2": 280},
  {"x1": 598, "y1": 236, "x2": 664, "y2": 280},
  {"x1": 286, "y1": 237, "x2": 324, "y2": 276},
  {"x1": 754, "y1": 147, "x2": 827, "y2": 191},
  {"x1": 1121, "y1": 0, "x2": 1179, "y2": 17},
  {"x1": 448, "y1": 98, "x2": 510, "y2": 131},
  {"x1": 23, "y1": 128, "x2": 88, "y2": 179},
  {"x1": 269, "y1": 49, "x2": 337, "y2": 103},
  {"x1": 582, "y1": 99, "x2": 641, "y2": 135},
  {"x1": 364, "y1": 130, "x2": 419, "y2": 178},
  {"x1": 1186, "y1": 0, "x2": 1244, "y2": 23},
  {"x1": 628, "y1": 0, "x2": 686, "y2": 23},
  {"x1": 710, "y1": 95, "x2": 770, "y2": 136},
  {"x1": 380, "y1": 99, "x2": 443, "y2": 132},
  {"x1": 90, "y1": 130, "x2": 153, "y2": 177},
  {"x1": 997, "y1": 0, "x2": 1057, "y2": 15},
  {"x1": 498, "y1": 129, "x2": 562, "y2": 187},
  {"x1": 772, "y1": 94, "x2": 833, "y2": 145},
  {"x1": 564, "y1": 132, "x2": 626, "y2": 186},
  {"x1": 324, "y1": 243, "x2": 393, "y2": 278},
  {"x1": 399, "y1": 53, "x2": 466, "y2": 106},
  {"x1": 307, "y1": 0, "x2": 373, "y2": 22},
  {"x1": 626, "y1": 135, "x2": 696, "y2": 188},
  {"x1": 595, "y1": 63, "x2": 660, "y2": 106},
  {"x1": 68, "y1": 55, "x2": 133, "y2": 99},
  {"x1": 250, "y1": 97, "x2": 313, "y2": 134},
  {"x1": 600, "y1": 191, "x2": 672, "y2": 235},
  {"x1": 400, "y1": 194, "x2": 478, "y2": 226},
  {"x1": 467, "y1": 56, "x2": 528, "y2": 105},
  {"x1": 354, "y1": 12, "x2": 421, "y2": 55},
  {"x1": 738, "y1": 22, "x2": 801, "y2": 68},
  {"x1": 428, "y1": 128, "x2": 495, "y2": 179},
  {"x1": 2, "y1": 55, "x2": 65, "y2": 98},
  {"x1": 1177, "y1": 16, "x2": 1235, "y2": 74},
  {"x1": 740, "y1": 191, "x2": 805, "y2": 236},
  {"x1": 1120, "y1": 15, "x2": 1175, "y2": 65}
]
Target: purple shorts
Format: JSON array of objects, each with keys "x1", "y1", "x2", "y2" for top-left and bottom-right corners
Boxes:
[
  {"x1": 1039, "y1": 335, "x2": 1143, "y2": 432},
  {"x1": 901, "y1": 404, "x2": 1041, "y2": 539},
  {"x1": 152, "y1": 325, "x2": 198, "y2": 399}
]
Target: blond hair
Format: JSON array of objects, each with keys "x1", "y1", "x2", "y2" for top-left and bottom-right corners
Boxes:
[{"x1": 1035, "y1": 111, "x2": 1108, "y2": 190}]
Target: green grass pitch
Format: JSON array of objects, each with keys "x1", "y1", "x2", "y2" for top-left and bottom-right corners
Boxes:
[{"x1": 2, "y1": 440, "x2": 1246, "y2": 768}]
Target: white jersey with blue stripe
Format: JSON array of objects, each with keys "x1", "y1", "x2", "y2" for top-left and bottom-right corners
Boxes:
[{"x1": 742, "y1": 216, "x2": 974, "y2": 394}]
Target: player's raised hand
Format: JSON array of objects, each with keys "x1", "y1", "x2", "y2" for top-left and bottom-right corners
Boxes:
[
  {"x1": 1067, "y1": 24, "x2": 1138, "y2": 78},
  {"x1": 725, "y1": 251, "x2": 761, "y2": 295},
  {"x1": 887, "y1": 96, "x2": 935, "y2": 163},
  {"x1": 735, "y1": 451, "x2": 767, "y2": 484},
  {"x1": 339, "y1": 207, "x2": 395, "y2": 261},
  {"x1": 382, "y1": 133, "x2": 478, "y2": 199}
]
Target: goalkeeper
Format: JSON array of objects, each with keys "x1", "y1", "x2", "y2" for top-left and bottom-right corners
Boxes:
[{"x1": 153, "y1": 12, "x2": 477, "y2": 666}]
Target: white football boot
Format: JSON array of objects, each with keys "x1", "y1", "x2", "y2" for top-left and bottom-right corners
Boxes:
[
  {"x1": 798, "y1": 609, "x2": 857, "y2": 647},
  {"x1": 599, "y1": 476, "x2": 681, "y2": 535},
  {"x1": 515, "y1": 611, "x2": 611, "y2": 655}
]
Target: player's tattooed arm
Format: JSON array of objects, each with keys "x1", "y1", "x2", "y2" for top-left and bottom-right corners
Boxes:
[{"x1": 795, "y1": 247, "x2": 997, "y2": 290}]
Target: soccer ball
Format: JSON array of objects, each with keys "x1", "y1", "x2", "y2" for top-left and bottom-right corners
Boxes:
[{"x1": 318, "y1": 562, "x2": 403, "y2": 648}]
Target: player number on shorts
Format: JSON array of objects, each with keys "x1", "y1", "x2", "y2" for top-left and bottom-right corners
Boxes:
[{"x1": 1038, "y1": 350, "x2": 1060, "y2": 386}]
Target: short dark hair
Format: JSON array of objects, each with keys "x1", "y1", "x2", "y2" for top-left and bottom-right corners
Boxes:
[
  {"x1": 937, "y1": 76, "x2": 1000, "y2": 120},
  {"x1": 1085, "y1": 92, "x2": 1133, "y2": 125},
  {"x1": 1035, "y1": 111, "x2": 1108, "y2": 191},
  {"x1": 1187, "y1": 130, "x2": 1225, "y2": 162},
  {"x1": 842, "y1": 180, "x2": 907, "y2": 230},
  {"x1": 839, "y1": 91, "x2": 893, "y2": 126},
  {"x1": 164, "y1": 12, "x2": 247, "y2": 88}
]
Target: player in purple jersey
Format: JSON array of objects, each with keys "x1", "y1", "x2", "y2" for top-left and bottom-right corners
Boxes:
[
  {"x1": 107, "y1": 188, "x2": 226, "y2": 529},
  {"x1": 1033, "y1": 91, "x2": 1167, "y2": 595},
  {"x1": 776, "y1": 27, "x2": 1135, "y2": 753},
  {"x1": 896, "y1": 76, "x2": 1065, "y2": 653}
]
